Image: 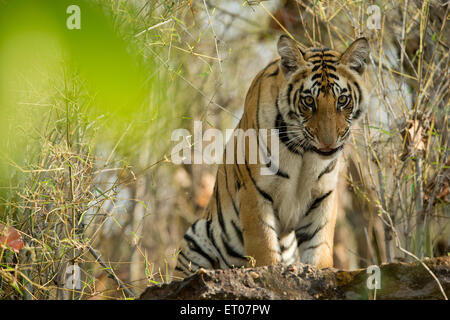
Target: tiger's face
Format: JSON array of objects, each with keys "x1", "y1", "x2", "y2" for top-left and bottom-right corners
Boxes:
[{"x1": 277, "y1": 35, "x2": 369, "y2": 157}]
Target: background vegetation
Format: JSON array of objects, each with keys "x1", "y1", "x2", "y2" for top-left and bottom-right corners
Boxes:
[{"x1": 0, "y1": 0, "x2": 448, "y2": 299}]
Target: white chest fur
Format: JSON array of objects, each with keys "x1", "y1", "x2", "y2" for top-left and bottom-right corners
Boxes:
[{"x1": 273, "y1": 151, "x2": 340, "y2": 233}]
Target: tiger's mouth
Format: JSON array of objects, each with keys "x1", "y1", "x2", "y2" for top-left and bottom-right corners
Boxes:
[{"x1": 310, "y1": 145, "x2": 343, "y2": 156}]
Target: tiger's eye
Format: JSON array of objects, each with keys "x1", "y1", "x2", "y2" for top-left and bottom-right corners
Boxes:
[
  {"x1": 304, "y1": 96, "x2": 314, "y2": 106},
  {"x1": 338, "y1": 95, "x2": 348, "y2": 105}
]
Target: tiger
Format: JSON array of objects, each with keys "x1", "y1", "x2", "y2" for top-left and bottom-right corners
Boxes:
[{"x1": 175, "y1": 35, "x2": 369, "y2": 276}]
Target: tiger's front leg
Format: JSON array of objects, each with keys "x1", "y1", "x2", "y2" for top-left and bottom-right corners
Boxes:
[
  {"x1": 296, "y1": 191, "x2": 339, "y2": 269},
  {"x1": 239, "y1": 187, "x2": 281, "y2": 267}
]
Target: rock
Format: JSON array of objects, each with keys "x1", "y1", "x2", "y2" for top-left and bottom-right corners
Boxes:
[{"x1": 140, "y1": 256, "x2": 450, "y2": 300}]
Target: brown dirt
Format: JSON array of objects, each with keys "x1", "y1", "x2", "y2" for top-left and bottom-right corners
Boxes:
[{"x1": 140, "y1": 256, "x2": 450, "y2": 300}]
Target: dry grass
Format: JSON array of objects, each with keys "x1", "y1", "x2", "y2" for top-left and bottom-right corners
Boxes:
[{"x1": 0, "y1": 0, "x2": 448, "y2": 299}]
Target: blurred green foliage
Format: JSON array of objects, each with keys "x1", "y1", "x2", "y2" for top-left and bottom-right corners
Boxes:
[{"x1": 0, "y1": 0, "x2": 175, "y2": 207}]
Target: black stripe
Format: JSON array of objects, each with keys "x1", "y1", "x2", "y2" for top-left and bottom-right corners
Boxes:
[
  {"x1": 235, "y1": 177, "x2": 241, "y2": 191},
  {"x1": 256, "y1": 62, "x2": 265, "y2": 129},
  {"x1": 295, "y1": 222, "x2": 312, "y2": 235},
  {"x1": 328, "y1": 73, "x2": 339, "y2": 80},
  {"x1": 341, "y1": 127, "x2": 350, "y2": 138},
  {"x1": 175, "y1": 265, "x2": 190, "y2": 275},
  {"x1": 234, "y1": 162, "x2": 246, "y2": 189},
  {"x1": 353, "y1": 109, "x2": 362, "y2": 120},
  {"x1": 308, "y1": 53, "x2": 323, "y2": 59},
  {"x1": 308, "y1": 53, "x2": 336, "y2": 59},
  {"x1": 267, "y1": 67, "x2": 279, "y2": 77},
  {"x1": 281, "y1": 235, "x2": 296, "y2": 251},
  {"x1": 256, "y1": 114, "x2": 290, "y2": 179},
  {"x1": 215, "y1": 182, "x2": 228, "y2": 239},
  {"x1": 175, "y1": 265, "x2": 185, "y2": 272},
  {"x1": 255, "y1": 60, "x2": 266, "y2": 180},
  {"x1": 231, "y1": 219, "x2": 244, "y2": 244},
  {"x1": 238, "y1": 112, "x2": 274, "y2": 203},
  {"x1": 321, "y1": 59, "x2": 338, "y2": 64},
  {"x1": 304, "y1": 127, "x2": 314, "y2": 140},
  {"x1": 221, "y1": 236, "x2": 246, "y2": 260},
  {"x1": 304, "y1": 191, "x2": 333, "y2": 217},
  {"x1": 309, "y1": 48, "x2": 331, "y2": 53},
  {"x1": 207, "y1": 220, "x2": 232, "y2": 268},
  {"x1": 264, "y1": 59, "x2": 280, "y2": 70},
  {"x1": 324, "y1": 64, "x2": 336, "y2": 72},
  {"x1": 352, "y1": 81, "x2": 362, "y2": 106},
  {"x1": 296, "y1": 84, "x2": 304, "y2": 109},
  {"x1": 178, "y1": 251, "x2": 202, "y2": 269},
  {"x1": 333, "y1": 82, "x2": 342, "y2": 95},
  {"x1": 259, "y1": 138, "x2": 290, "y2": 179},
  {"x1": 288, "y1": 110, "x2": 298, "y2": 118},
  {"x1": 296, "y1": 222, "x2": 327, "y2": 246},
  {"x1": 292, "y1": 89, "x2": 300, "y2": 108},
  {"x1": 305, "y1": 241, "x2": 330, "y2": 251},
  {"x1": 191, "y1": 219, "x2": 200, "y2": 234},
  {"x1": 276, "y1": 112, "x2": 303, "y2": 155},
  {"x1": 309, "y1": 59, "x2": 323, "y2": 64},
  {"x1": 318, "y1": 159, "x2": 337, "y2": 180},
  {"x1": 309, "y1": 59, "x2": 337, "y2": 65},
  {"x1": 243, "y1": 160, "x2": 273, "y2": 202},
  {"x1": 287, "y1": 84, "x2": 293, "y2": 105},
  {"x1": 223, "y1": 164, "x2": 240, "y2": 218},
  {"x1": 183, "y1": 233, "x2": 216, "y2": 267},
  {"x1": 176, "y1": 255, "x2": 191, "y2": 271},
  {"x1": 259, "y1": 217, "x2": 278, "y2": 233},
  {"x1": 311, "y1": 64, "x2": 321, "y2": 72},
  {"x1": 270, "y1": 161, "x2": 289, "y2": 178},
  {"x1": 311, "y1": 73, "x2": 321, "y2": 81}
]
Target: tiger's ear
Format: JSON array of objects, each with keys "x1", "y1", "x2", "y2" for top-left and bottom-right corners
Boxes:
[
  {"x1": 340, "y1": 38, "x2": 369, "y2": 75},
  {"x1": 277, "y1": 35, "x2": 305, "y2": 77}
]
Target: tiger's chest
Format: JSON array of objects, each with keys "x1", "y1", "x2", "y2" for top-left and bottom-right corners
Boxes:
[{"x1": 263, "y1": 152, "x2": 340, "y2": 233}]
